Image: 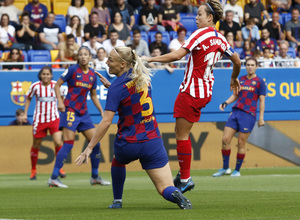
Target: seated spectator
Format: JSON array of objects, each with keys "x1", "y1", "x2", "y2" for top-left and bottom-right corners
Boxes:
[
  {"x1": 293, "y1": 0, "x2": 300, "y2": 12},
  {"x1": 23, "y1": 0, "x2": 48, "y2": 29},
  {"x1": 244, "y1": 0, "x2": 270, "y2": 29},
  {"x1": 147, "y1": 46, "x2": 174, "y2": 73},
  {"x1": 256, "y1": 28, "x2": 279, "y2": 56},
  {"x1": 225, "y1": 31, "x2": 236, "y2": 49},
  {"x1": 2, "y1": 48, "x2": 25, "y2": 70},
  {"x1": 0, "y1": 0, "x2": 22, "y2": 28},
  {"x1": 241, "y1": 18, "x2": 260, "y2": 42},
  {"x1": 274, "y1": 40, "x2": 297, "y2": 67},
  {"x1": 38, "y1": 13, "x2": 64, "y2": 50},
  {"x1": 149, "y1": 31, "x2": 169, "y2": 55},
  {"x1": 128, "y1": 0, "x2": 146, "y2": 12},
  {"x1": 223, "y1": 0, "x2": 243, "y2": 26},
  {"x1": 83, "y1": 31, "x2": 103, "y2": 58},
  {"x1": 169, "y1": 27, "x2": 187, "y2": 52},
  {"x1": 93, "y1": 47, "x2": 112, "y2": 76},
  {"x1": 176, "y1": 0, "x2": 198, "y2": 15},
  {"x1": 0, "y1": 14, "x2": 16, "y2": 51},
  {"x1": 108, "y1": 11, "x2": 131, "y2": 41},
  {"x1": 67, "y1": 0, "x2": 89, "y2": 27},
  {"x1": 56, "y1": 34, "x2": 80, "y2": 68},
  {"x1": 260, "y1": 47, "x2": 274, "y2": 67},
  {"x1": 158, "y1": 0, "x2": 181, "y2": 32},
  {"x1": 269, "y1": 0, "x2": 292, "y2": 13},
  {"x1": 102, "y1": 29, "x2": 125, "y2": 54},
  {"x1": 91, "y1": 0, "x2": 111, "y2": 28},
  {"x1": 240, "y1": 39, "x2": 253, "y2": 60},
  {"x1": 285, "y1": 8, "x2": 300, "y2": 48},
  {"x1": 263, "y1": 12, "x2": 285, "y2": 41},
  {"x1": 126, "y1": 29, "x2": 150, "y2": 56},
  {"x1": 84, "y1": 12, "x2": 107, "y2": 43},
  {"x1": 66, "y1": 15, "x2": 84, "y2": 46},
  {"x1": 139, "y1": 0, "x2": 165, "y2": 32},
  {"x1": 9, "y1": 109, "x2": 31, "y2": 125},
  {"x1": 219, "y1": 10, "x2": 242, "y2": 48}
]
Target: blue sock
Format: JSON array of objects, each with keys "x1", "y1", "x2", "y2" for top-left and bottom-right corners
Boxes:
[
  {"x1": 90, "y1": 143, "x2": 100, "y2": 179},
  {"x1": 111, "y1": 158, "x2": 126, "y2": 200},
  {"x1": 162, "y1": 186, "x2": 178, "y2": 203},
  {"x1": 51, "y1": 141, "x2": 73, "y2": 179}
]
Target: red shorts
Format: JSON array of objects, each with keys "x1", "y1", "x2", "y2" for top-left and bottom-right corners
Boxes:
[
  {"x1": 33, "y1": 118, "x2": 60, "y2": 138},
  {"x1": 173, "y1": 92, "x2": 212, "y2": 123}
]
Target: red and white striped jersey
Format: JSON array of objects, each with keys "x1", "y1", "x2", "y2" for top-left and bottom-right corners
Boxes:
[
  {"x1": 181, "y1": 27, "x2": 234, "y2": 98},
  {"x1": 27, "y1": 80, "x2": 60, "y2": 123}
]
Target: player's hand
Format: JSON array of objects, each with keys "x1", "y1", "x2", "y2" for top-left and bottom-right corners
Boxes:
[
  {"x1": 219, "y1": 102, "x2": 227, "y2": 111},
  {"x1": 230, "y1": 78, "x2": 240, "y2": 95},
  {"x1": 95, "y1": 71, "x2": 111, "y2": 88},
  {"x1": 75, "y1": 147, "x2": 93, "y2": 166},
  {"x1": 141, "y1": 55, "x2": 150, "y2": 63},
  {"x1": 22, "y1": 115, "x2": 28, "y2": 123},
  {"x1": 58, "y1": 102, "x2": 65, "y2": 112},
  {"x1": 258, "y1": 118, "x2": 265, "y2": 127}
]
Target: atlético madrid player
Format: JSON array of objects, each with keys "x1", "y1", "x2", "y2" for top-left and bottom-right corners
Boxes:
[{"x1": 144, "y1": 0, "x2": 241, "y2": 193}]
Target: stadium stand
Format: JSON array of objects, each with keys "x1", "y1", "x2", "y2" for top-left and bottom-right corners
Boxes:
[
  {"x1": 28, "y1": 50, "x2": 51, "y2": 69},
  {"x1": 54, "y1": 14, "x2": 67, "y2": 32},
  {"x1": 169, "y1": 31, "x2": 192, "y2": 40},
  {"x1": 84, "y1": 0, "x2": 94, "y2": 13},
  {"x1": 180, "y1": 16, "x2": 197, "y2": 32},
  {"x1": 50, "y1": 50, "x2": 59, "y2": 61},
  {"x1": 13, "y1": 0, "x2": 29, "y2": 11},
  {"x1": 39, "y1": 0, "x2": 52, "y2": 12},
  {"x1": 287, "y1": 47, "x2": 296, "y2": 58},
  {"x1": 53, "y1": 0, "x2": 70, "y2": 15}
]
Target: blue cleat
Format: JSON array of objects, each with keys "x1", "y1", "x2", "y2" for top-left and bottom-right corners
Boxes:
[
  {"x1": 212, "y1": 168, "x2": 231, "y2": 177},
  {"x1": 231, "y1": 170, "x2": 241, "y2": 177},
  {"x1": 177, "y1": 178, "x2": 195, "y2": 194},
  {"x1": 108, "y1": 201, "x2": 122, "y2": 209},
  {"x1": 173, "y1": 172, "x2": 181, "y2": 187},
  {"x1": 172, "y1": 190, "x2": 192, "y2": 209}
]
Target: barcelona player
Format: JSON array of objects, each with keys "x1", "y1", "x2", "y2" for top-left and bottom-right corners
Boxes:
[
  {"x1": 75, "y1": 46, "x2": 192, "y2": 209},
  {"x1": 213, "y1": 57, "x2": 266, "y2": 177},
  {"x1": 48, "y1": 46, "x2": 110, "y2": 188},
  {"x1": 143, "y1": 0, "x2": 241, "y2": 193}
]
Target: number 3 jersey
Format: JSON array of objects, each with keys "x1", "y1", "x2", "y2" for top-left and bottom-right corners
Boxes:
[
  {"x1": 181, "y1": 27, "x2": 234, "y2": 98},
  {"x1": 105, "y1": 71, "x2": 161, "y2": 143}
]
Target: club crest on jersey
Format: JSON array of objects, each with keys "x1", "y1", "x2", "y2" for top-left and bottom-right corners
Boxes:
[
  {"x1": 252, "y1": 81, "x2": 257, "y2": 86},
  {"x1": 10, "y1": 81, "x2": 32, "y2": 106},
  {"x1": 67, "y1": 122, "x2": 73, "y2": 127},
  {"x1": 90, "y1": 76, "x2": 94, "y2": 82}
]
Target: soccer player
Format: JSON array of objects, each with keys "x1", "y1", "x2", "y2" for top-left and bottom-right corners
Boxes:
[
  {"x1": 48, "y1": 46, "x2": 110, "y2": 188},
  {"x1": 23, "y1": 66, "x2": 65, "y2": 180},
  {"x1": 212, "y1": 57, "x2": 266, "y2": 177},
  {"x1": 75, "y1": 46, "x2": 192, "y2": 209},
  {"x1": 143, "y1": 0, "x2": 241, "y2": 193}
]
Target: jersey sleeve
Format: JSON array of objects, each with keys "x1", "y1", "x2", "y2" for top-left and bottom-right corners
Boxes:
[
  {"x1": 259, "y1": 78, "x2": 267, "y2": 96},
  {"x1": 105, "y1": 82, "x2": 123, "y2": 112},
  {"x1": 60, "y1": 66, "x2": 74, "y2": 82},
  {"x1": 26, "y1": 82, "x2": 36, "y2": 98}
]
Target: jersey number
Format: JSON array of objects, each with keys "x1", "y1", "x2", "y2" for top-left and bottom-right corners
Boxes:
[
  {"x1": 67, "y1": 111, "x2": 75, "y2": 122},
  {"x1": 139, "y1": 88, "x2": 153, "y2": 117},
  {"x1": 204, "y1": 52, "x2": 221, "y2": 78}
]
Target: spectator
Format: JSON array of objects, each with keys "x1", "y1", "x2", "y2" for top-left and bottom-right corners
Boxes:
[
  {"x1": 176, "y1": 0, "x2": 198, "y2": 15},
  {"x1": 240, "y1": 39, "x2": 253, "y2": 59},
  {"x1": 149, "y1": 31, "x2": 169, "y2": 55},
  {"x1": 158, "y1": 0, "x2": 181, "y2": 32},
  {"x1": 24, "y1": 0, "x2": 48, "y2": 29},
  {"x1": 0, "y1": 0, "x2": 22, "y2": 28},
  {"x1": 244, "y1": 0, "x2": 270, "y2": 29},
  {"x1": 0, "y1": 14, "x2": 16, "y2": 51},
  {"x1": 285, "y1": 8, "x2": 300, "y2": 48},
  {"x1": 256, "y1": 28, "x2": 279, "y2": 56},
  {"x1": 91, "y1": 0, "x2": 111, "y2": 28},
  {"x1": 108, "y1": 11, "x2": 131, "y2": 41},
  {"x1": 263, "y1": 11, "x2": 285, "y2": 41},
  {"x1": 269, "y1": 0, "x2": 292, "y2": 13},
  {"x1": 102, "y1": 29, "x2": 125, "y2": 54},
  {"x1": 260, "y1": 47, "x2": 274, "y2": 67},
  {"x1": 83, "y1": 31, "x2": 103, "y2": 58},
  {"x1": 219, "y1": 10, "x2": 242, "y2": 48},
  {"x1": 93, "y1": 47, "x2": 111, "y2": 76},
  {"x1": 67, "y1": 0, "x2": 89, "y2": 27},
  {"x1": 38, "y1": 13, "x2": 64, "y2": 50},
  {"x1": 84, "y1": 12, "x2": 107, "y2": 43},
  {"x1": 241, "y1": 18, "x2": 260, "y2": 42},
  {"x1": 128, "y1": 0, "x2": 146, "y2": 12},
  {"x1": 2, "y1": 48, "x2": 25, "y2": 70},
  {"x1": 293, "y1": 0, "x2": 300, "y2": 12},
  {"x1": 9, "y1": 109, "x2": 31, "y2": 125},
  {"x1": 169, "y1": 27, "x2": 187, "y2": 52},
  {"x1": 139, "y1": 0, "x2": 165, "y2": 32},
  {"x1": 252, "y1": 47, "x2": 263, "y2": 63},
  {"x1": 147, "y1": 46, "x2": 174, "y2": 73},
  {"x1": 66, "y1": 15, "x2": 85, "y2": 46},
  {"x1": 225, "y1": 31, "x2": 236, "y2": 49},
  {"x1": 274, "y1": 40, "x2": 297, "y2": 67},
  {"x1": 223, "y1": 0, "x2": 243, "y2": 26},
  {"x1": 126, "y1": 29, "x2": 150, "y2": 56},
  {"x1": 56, "y1": 34, "x2": 80, "y2": 68}
]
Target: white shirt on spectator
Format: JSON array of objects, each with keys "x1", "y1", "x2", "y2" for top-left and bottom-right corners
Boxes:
[
  {"x1": 0, "y1": 25, "x2": 15, "y2": 44},
  {"x1": 67, "y1": 6, "x2": 89, "y2": 27},
  {"x1": 66, "y1": 26, "x2": 84, "y2": 46},
  {"x1": 0, "y1": 5, "x2": 22, "y2": 23},
  {"x1": 223, "y1": 4, "x2": 243, "y2": 24},
  {"x1": 82, "y1": 41, "x2": 103, "y2": 59},
  {"x1": 102, "y1": 39, "x2": 125, "y2": 55}
]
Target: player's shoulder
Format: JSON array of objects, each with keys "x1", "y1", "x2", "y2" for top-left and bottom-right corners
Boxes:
[{"x1": 31, "y1": 81, "x2": 41, "y2": 87}]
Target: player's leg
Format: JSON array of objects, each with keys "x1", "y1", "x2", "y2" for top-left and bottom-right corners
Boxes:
[
  {"x1": 51, "y1": 130, "x2": 66, "y2": 178},
  {"x1": 30, "y1": 137, "x2": 43, "y2": 180}
]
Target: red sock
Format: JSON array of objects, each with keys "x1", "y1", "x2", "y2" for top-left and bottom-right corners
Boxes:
[
  {"x1": 112, "y1": 158, "x2": 125, "y2": 167},
  {"x1": 177, "y1": 138, "x2": 192, "y2": 179},
  {"x1": 55, "y1": 146, "x2": 62, "y2": 157},
  {"x1": 30, "y1": 147, "x2": 39, "y2": 170}
]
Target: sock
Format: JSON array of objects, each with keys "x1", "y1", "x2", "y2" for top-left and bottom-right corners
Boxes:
[
  {"x1": 176, "y1": 138, "x2": 192, "y2": 180},
  {"x1": 90, "y1": 143, "x2": 100, "y2": 179},
  {"x1": 162, "y1": 186, "x2": 178, "y2": 203},
  {"x1": 30, "y1": 147, "x2": 39, "y2": 171},
  {"x1": 111, "y1": 158, "x2": 126, "y2": 200},
  {"x1": 235, "y1": 153, "x2": 245, "y2": 171},
  {"x1": 51, "y1": 140, "x2": 74, "y2": 179},
  {"x1": 222, "y1": 149, "x2": 231, "y2": 169},
  {"x1": 55, "y1": 146, "x2": 62, "y2": 157}
]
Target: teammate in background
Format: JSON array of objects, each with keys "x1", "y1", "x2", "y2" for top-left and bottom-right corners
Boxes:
[
  {"x1": 213, "y1": 57, "x2": 266, "y2": 177},
  {"x1": 143, "y1": 0, "x2": 241, "y2": 193},
  {"x1": 48, "y1": 46, "x2": 110, "y2": 188},
  {"x1": 9, "y1": 109, "x2": 31, "y2": 126},
  {"x1": 75, "y1": 46, "x2": 192, "y2": 209},
  {"x1": 23, "y1": 66, "x2": 65, "y2": 180}
]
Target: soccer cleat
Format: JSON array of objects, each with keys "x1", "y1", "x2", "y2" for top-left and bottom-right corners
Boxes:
[
  {"x1": 108, "y1": 201, "x2": 122, "y2": 209},
  {"x1": 59, "y1": 169, "x2": 66, "y2": 178},
  {"x1": 48, "y1": 178, "x2": 68, "y2": 188},
  {"x1": 172, "y1": 190, "x2": 192, "y2": 209},
  {"x1": 177, "y1": 178, "x2": 195, "y2": 194},
  {"x1": 90, "y1": 177, "x2": 111, "y2": 186},
  {"x1": 173, "y1": 172, "x2": 181, "y2": 187},
  {"x1": 212, "y1": 168, "x2": 232, "y2": 177},
  {"x1": 30, "y1": 170, "x2": 37, "y2": 180},
  {"x1": 231, "y1": 170, "x2": 241, "y2": 177}
]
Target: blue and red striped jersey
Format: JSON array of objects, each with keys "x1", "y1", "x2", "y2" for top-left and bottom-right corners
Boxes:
[
  {"x1": 60, "y1": 64, "x2": 97, "y2": 115},
  {"x1": 105, "y1": 71, "x2": 161, "y2": 143}
]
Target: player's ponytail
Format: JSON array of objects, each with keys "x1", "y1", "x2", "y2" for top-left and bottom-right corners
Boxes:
[{"x1": 205, "y1": 0, "x2": 223, "y2": 24}]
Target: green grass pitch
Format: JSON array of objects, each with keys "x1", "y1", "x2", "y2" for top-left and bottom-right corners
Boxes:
[{"x1": 1, "y1": 167, "x2": 300, "y2": 220}]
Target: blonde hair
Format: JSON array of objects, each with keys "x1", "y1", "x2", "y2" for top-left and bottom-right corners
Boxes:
[
  {"x1": 114, "y1": 46, "x2": 153, "y2": 91},
  {"x1": 205, "y1": 0, "x2": 223, "y2": 24}
]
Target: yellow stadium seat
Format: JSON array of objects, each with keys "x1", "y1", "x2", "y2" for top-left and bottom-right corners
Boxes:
[
  {"x1": 13, "y1": 0, "x2": 29, "y2": 11},
  {"x1": 50, "y1": 50, "x2": 59, "y2": 62},
  {"x1": 53, "y1": 0, "x2": 70, "y2": 16},
  {"x1": 39, "y1": 0, "x2": 52, "y2": 12},
  {"x1": 84, "y1": 0, "x2": 94, "y2": 13},
  {"x1": 236, "y1": 0, "x2": 246, "y2": 9}
]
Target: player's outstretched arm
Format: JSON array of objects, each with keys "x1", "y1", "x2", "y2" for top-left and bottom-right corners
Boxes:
[
  {"x1": 95, "y1": 71, "x2": 111, "y2": 88},
  {"x1": 228, "y1": 52, "x2": 241, "y2": 95},
  {"x1": 54, "y1": 78, "x2": 66, "y2": 112},
  {"x1": 219, "y1": 94, "x2": 238, "y2": 111},
  {"x1": 143, "y1": 48, "x2": 189, "y2": 63}
]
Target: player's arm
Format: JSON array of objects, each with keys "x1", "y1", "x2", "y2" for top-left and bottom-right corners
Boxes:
[
  {"x1": 90, "y1": 88, "x2": 104, "y2": 116},
  {"x1": 228, "y1": 52, "x2": 241, "y2": 95},
  {"x1": 23, "y1": 96, "x2": 32, "y2": 123},
  {"x1": 54, "y1": 78, "x2": 66, "y2": 112},
  {"x1": 219, "y1": 94, "x2": 238, "y2": 111},
  {"x1": 258, "y1": 95, "x2": 266, "y2": 127},
  {"x1": 145, "y1": 47, "x2": 189, "y2": 63},
  {"x1": 75, "y1": 110, "x2": 115, "y2": 165}
]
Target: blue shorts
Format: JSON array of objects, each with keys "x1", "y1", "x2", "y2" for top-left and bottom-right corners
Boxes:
[
  {"x1": 225, "y1": 108, "x2": 256, "y2": 133},
  {"x1": 59, "y1": 110, "x2": 94, "y2": 132},
  {"x1": 114, "y1": 138, "x2": 169, "y2": 170}
]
